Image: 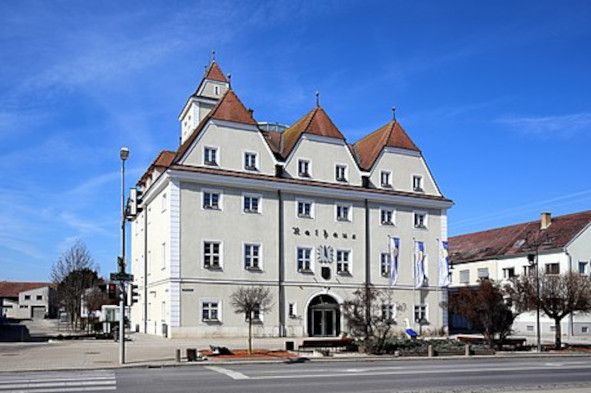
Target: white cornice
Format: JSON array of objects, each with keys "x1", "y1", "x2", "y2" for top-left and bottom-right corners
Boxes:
[{"x1": 168, "y1": 168, "x2": 453, "y2": 209}]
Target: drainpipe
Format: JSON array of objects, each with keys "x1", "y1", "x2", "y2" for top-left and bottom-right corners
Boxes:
[
  {"x1": 143, "y1": 207, "x2": 148, "y2": 334},
  {"x1": 278, "y1": 190, "x2": 286, "y2": 337},
  {"x1": 364, "y1": 198, "x2": 371, "y2": 336}
]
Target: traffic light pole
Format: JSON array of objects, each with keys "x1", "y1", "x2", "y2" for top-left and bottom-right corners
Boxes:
[{"x1": 119, "y1": 152, "x2": 127, "y2": 365}]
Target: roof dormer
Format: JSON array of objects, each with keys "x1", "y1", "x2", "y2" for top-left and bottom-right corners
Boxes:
[{"x1": 179, "y1": 60, "x2": 230, "y2": 144}]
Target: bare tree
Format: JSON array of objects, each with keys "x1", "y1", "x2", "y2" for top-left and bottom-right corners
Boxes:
[
  {"x1": 341, "y1": 287, "x2": 398, "y2": 353},
  {"x1": 506, "y1": 271, "x2": 591, "y2": 349},
  {"x1": 230, "y1": 286, "x2": 273, "y2": 354},
  {"x1": 51, "y1": 240, "x2": 100, "y2": 329},
  {"x1": 449, "y1": 279, "x2": 515, "y2": 349}
]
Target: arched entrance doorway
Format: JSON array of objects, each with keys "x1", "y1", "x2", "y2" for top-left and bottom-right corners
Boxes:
[{"x1": 307, "y1": 294, "x2": 340, "y2": 337}]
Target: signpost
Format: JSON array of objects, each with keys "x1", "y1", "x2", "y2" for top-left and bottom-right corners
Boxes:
[{"x1": 110, "y1": 272, "x2": 134, "y2": 282}]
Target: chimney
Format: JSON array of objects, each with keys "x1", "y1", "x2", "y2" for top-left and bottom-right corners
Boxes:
[{"x1": 540, "y1": 212, "x2": 552, "y2": 230}]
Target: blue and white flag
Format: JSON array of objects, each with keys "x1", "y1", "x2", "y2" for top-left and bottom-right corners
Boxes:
[
  {"x1": 438, "y1": 241, "x2": 450, "y2": 287},
  {"x1": 389, "y1": 237, "x2": 400, "y2": 286},
  {"x1": 414, "y1": 241, "x2": 426, "y2": 288}
]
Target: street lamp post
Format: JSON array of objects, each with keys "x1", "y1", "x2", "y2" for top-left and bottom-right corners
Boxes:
[
  {"x1": 119, "y1": 147, "x2": 129, "y2": 365},
  {"x1": 528, "y1": 252, "x2": 542, "y2": 352}
]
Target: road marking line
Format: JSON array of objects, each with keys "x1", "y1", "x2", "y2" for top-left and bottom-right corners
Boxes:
[
  {"x1": 206, "y1": 366, "x2": 250, "y2": 380},
  {"x1": 0, "y1": 380, "x2": 116, "y2": 390},
  {"x1": 2, "y1": 387, "x2": 116, "y2": 393},
  {"x1": 0, "y1": 378, "x2": 115, "y2": 386},
  {"x1": 248, "y1": 364, "x2": 591, "y2": 380}
]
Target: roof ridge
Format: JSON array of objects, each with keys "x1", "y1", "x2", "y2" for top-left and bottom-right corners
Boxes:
[{"x1": 451, "y1": 209, "x2": 591, "y2": 239}]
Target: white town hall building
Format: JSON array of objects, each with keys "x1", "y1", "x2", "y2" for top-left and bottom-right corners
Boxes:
[{"x1": 129, "y1": 58, "x2": 453, "y2": 338}]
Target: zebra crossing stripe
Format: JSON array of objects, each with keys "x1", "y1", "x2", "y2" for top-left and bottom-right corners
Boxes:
[{"x1": 0, "y1": 372, "x2": 116, "y2": 392}]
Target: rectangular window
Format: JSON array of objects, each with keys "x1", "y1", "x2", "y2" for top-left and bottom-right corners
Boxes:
[
  {"x1": 460, "y1": 269, "x2": 470, "y2": 284},
  {"x1": 477, "y1": 268, "x2": 489, "y2": 280},
  {"x1": 36, "y1": 295, "x2": 43, "y2": 301},
  {"x1": 203, "y1": 242, "x2": 221, "y2": 269},
  {"x1": 583, "y1": 326, "x2": 589, "y2": 333},
  {"x1": 298, "y1": 159, "x2": 310, "y2": 177},
  {"x1": 204, "y1": 147, "x2": 218, "y2": 166},
  {"x1": 527, "y1": 325, "x2": 534, "y2": 332},
  {"x1": 381, "y1": 171, "x2": 391, "y2": 187},
  {"x1": 380, "y1": 208, "x2": 394, "y2": 225},
  {"x1": 24, "y1": 295, "x2": 31, "y2": 301},
  {"x1": 382, "y1": 304, "x2": 395, "y2": 321},
  {"x1": 414, "y1": 305, "x2": 427, "y2": 322},
  {"x1": 203, "y1": 191, "x2": 220, "y2": 210},
  {"x1": 297, "y1": 200, "x2": 313, "y2": 218},
  {"x1": 413, "y1": 175, "x2": 423, "y2": 192},
  {"x1": 244, "y1": 244, "x2": 261, "y2": 270},
  {"x1": 245, "y1": 304, "x2": 261, "y2": 322},
  {"x1": 244, "y1": 152, "x2": 258, "y2": 171},
  {"x1": 579, "y1": 261, "x2": 588, "y2": 275},
  {"x1": 297, "y1": 247, "x2": 312, "y2": 272},
  {"x1": 503, "y1": 267, "x2": 516, "y2": 279},
  {"x1": 523, "y1": 265, "x2": 534, "y2": 276},
  {"x1": 545, "y1": 263, "x2": 560, "y2": 275},
  {"x1": 288, "y1": 302, "x2": 297, "y2": 318},
  {"x1": 161, "y1": 242, "x2": 166, "y2": 269},
  {"x1": 414, "y1": 211, "x2": 427, "y2": 228},
  {"x1": 335, "y1": 165, "x2": 347, "y2": 182},
  {"x1": 336, "y1": 204, "x2": 351, "y2": 222},
  {"x1": 336, "y1": 250, "x2": 351, "y2": 275},
  {"x1": 243, "y1": 195, "x2": 260, "y2": 213},
  {"x1": 202, "y1": 301, "x2": 219, "y2": 321},
  {"x1": 380, "y1": 253, "x2": 391, "y2": 277}
]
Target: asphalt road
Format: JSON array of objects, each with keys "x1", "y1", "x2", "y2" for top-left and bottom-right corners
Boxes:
[{"x1": 1, "y1": 356, "x2": 591, "y2": 393}]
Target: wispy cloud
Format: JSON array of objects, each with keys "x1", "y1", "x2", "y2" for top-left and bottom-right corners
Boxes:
[{"x1": 497, "y1": 112, "x2": 591, "y2": 139}]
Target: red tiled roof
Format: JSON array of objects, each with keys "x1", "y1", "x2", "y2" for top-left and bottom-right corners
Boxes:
[
  {"x1": 175, "y1": 89, "x2": 257, "y2": 163},
  {"x1": 204, "y1": 61, "x2": 228, "y2": 83},
  {"x1": 138, "y1": 150, "x2": 176, "y2": 186},
  {"x1": 449, "y1": 210, "x2": 591, "y2": 265},
  {"x1": 262, "y1": 130, "x2": 282, "y2": 156},
  {"x1": 0, "y1": 282, "x2": 50, "y2": 298},
  {"x1": 354, "y1": 120, "x2": 420, "y2": 171},
  {"x1": 280, "y1": 107, "x2": 346, "y2": 158}
]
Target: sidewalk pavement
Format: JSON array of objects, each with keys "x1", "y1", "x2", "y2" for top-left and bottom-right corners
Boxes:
[{"x1": 1, "y1": 332, "x2": 591, "y2": 373}]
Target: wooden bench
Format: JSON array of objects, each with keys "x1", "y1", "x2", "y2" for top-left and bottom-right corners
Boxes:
[
  {"x1": 298, "y1": 338, "x2": 355, "y2": 353},
  {"x1": 457, "y1": 335, "x2": 527, "y2": 349}
]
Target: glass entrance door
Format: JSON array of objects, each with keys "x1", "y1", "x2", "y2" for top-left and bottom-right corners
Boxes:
[{"x1": 311, "y1": 309, "x2": 336, "y2": 336}]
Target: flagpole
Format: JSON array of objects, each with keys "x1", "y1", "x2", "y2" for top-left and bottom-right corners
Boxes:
[
  {"x1": 387, "y1": 235, "x2": 391, "y2": 287},
  {"x1": 412, "y1": 237, "x2": 416, "y2": 331},
  {"x1": 436, "y1": 238, "x2": 441, "y2": 334}
]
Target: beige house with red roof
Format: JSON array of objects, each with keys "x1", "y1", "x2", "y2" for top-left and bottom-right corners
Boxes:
[
  {"x1": 449, "y1": 210, "x2": 591, "y2": 336},
  {"x1": 130, "y1": 59, "x2": 452, "y2": 338},
  {"x1": 0, "y1": 282, "x2": 56, "y2": 320}
]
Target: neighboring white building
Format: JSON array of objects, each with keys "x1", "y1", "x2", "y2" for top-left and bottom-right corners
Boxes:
[
  {"x1": 449, "y1": 211, "x2": 591, "y2": 336},
  {"x1": 130, "y1": 59, "x2": 453, "y2": 338}
]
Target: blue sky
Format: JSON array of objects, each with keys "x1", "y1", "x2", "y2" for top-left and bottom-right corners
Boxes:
[{"x1": 1, "y1": 1, "x2": 590, "y2": 281}]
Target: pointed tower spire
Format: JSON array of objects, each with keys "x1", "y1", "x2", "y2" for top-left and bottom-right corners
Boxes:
[
  {"x1": 392, "y1": 106, "x2": 397, "y2": 122},
  {"x1": 315, "y1": 91, "x2": 320, "y2": 107}
]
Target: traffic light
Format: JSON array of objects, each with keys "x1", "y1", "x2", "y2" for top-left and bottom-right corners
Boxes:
[
  {"x1": 129, "y1": 187, "x2": 143, "y2": 217},
  {"x1": 129, "y1": 284, "x2": 139, "y2": 305},
  {"x1": 117, "y1": 256, "x2": 125, "y2": 273},
  {"x1": 107, "y1": 283, "x2": 117, "y2": 300}
]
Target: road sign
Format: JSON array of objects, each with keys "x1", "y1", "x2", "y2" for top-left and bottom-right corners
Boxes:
[{"x1": 110, "y1": 272, "x2": 134, "y2": 282}]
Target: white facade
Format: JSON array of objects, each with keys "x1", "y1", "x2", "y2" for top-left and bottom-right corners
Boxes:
[
  {"x1": 450, "y1": 214, "x2": 591, "y2": 336},
  {"x1": 130, "y1": 61, "x2": 452, "y2": 338}
]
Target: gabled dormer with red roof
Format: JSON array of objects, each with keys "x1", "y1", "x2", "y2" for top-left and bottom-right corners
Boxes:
[
  {"x1": 179, "y1": 60, "x2": 230, "y2": 144},
  {"x1": 281, "y1": 106, "x2": 362, "y2": 185},
  {"x1": 354, "y1": 119, "x2": 442, "y2": 196},
  {"x1": 176, "y1": 88, "x2": 277, "y2": 175}
]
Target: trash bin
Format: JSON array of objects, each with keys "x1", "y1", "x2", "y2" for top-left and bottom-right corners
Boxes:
[
  {"x1": 186, "y1": 348, "x2": 197, "y2": 362},
  {"x1": 285, "y1": 341, "x2": 295, "y2": 351}
]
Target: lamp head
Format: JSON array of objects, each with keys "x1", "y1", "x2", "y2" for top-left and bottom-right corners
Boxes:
[{"x1": 120, "y1": 147, "x2": 129, "y2": 161}]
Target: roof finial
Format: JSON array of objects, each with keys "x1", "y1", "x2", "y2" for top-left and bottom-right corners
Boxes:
[
  {"x1": 227, "y1": 73, "x2": 232, "y2": 88},
  {"x1": 315, "y1": 91, "x2": 320, "y2": 107},
  {"x1": 392, "y1": 106, "x2": 397, "y2": 122},
  {"x1": 211, "y1": 50, "x2": 216, "y2": 63}
]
